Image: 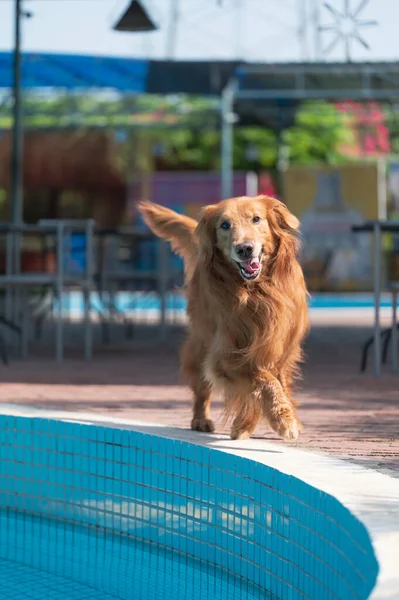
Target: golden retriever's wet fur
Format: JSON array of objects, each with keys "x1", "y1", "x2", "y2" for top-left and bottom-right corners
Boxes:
[{"x1": 138, "y1": 195, "x2": 309, "y2": 440}]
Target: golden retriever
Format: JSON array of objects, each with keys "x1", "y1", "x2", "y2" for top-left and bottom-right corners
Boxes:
[{"x1": 138, "y1": 195, "x2": 309, "y2": 440}]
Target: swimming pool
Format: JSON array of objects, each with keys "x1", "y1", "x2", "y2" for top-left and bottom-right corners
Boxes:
[
  {"x1": 60, "y1": 292, "x2": 397, "y2": 318},
  {"x1": 0, "y1": 411, "x2": 397, "y2": 599}
]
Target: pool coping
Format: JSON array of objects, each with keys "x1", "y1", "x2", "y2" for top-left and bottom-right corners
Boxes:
[{"x1": 1, "y1": 404, "x2": 398, "y2": 600}]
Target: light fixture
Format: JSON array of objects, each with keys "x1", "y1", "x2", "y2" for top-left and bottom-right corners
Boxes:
[{"x1": 113, "y1": 0, "x2": 157, "y2": 33}]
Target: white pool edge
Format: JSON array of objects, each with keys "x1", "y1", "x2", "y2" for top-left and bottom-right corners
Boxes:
[{"x1": 1, "y1": 403, "x2": 398, "y2": 600}]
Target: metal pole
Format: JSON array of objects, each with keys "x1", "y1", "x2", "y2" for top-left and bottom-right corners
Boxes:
[
  {"x1": 297, "y1": 0, "x2": 308, "y2": 60},
  {"x1": 55, "y1": 222, "x2": 64, "y2": 363},
  {"x1": 312, "y1": 0, "x2": 321, "y2": 60},
  {"x1": 392, "y1": 290, "x2": 398, "y2": 375},
  {"x1": 166, "y1": 0, "x2": 180, "y2": 59},
  {"x1": 84, "y1": 220, "x2": 94, "y2": 361},
  {"x1": 345, "y1": 36, "x2": 350, "y2": 62},
  {"x1": 276, "y1": 109, "x2": 289, "y2": 198},
  {"x1": 373, "y1": 222, "x2": 382, "y2": 377},
  {"x1": 9, "y1": 0, "x2": 24, "y2": 340},
  {"x1": 234, "y1": 0, "x2": 242, "y2": 60},
  {"x1": 221, "y1": 78, "x2": 237, "y2": 200},
  {"x1": 158, "y1": 240, "x2": 168, "y2": 341},
  {"x1": 11, "y1": 0, "x2": 23, "y2": 226}
]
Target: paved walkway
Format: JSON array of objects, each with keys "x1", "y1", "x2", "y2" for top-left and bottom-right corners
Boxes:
[{"x1": 0, "y1": 311, "x2": 398, "y2": 477}]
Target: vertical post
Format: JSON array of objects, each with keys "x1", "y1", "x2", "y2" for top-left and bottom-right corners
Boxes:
[
  {"x1": 233, "y1": 0, "x2": 242, "y2": 60},
  {"x1": 392, "y1": 289, "x2": 398, "y2": 374},
  {"x1": 373, "y1": 222, "x2": 382, "y2": 377},
  {"x1": 84, "y1": 220, "x2": 94, "y2": 361},
  {"x1": 158, "y1": 240, "x2": 168, "y2": 341},
  {"x1": 55, "y1": 222, "x2": 64, "y2": 363},
  {"x1": 297, "y1": 0, "x2": 308, "y2": 60},
  {"x1": 312, "y1": 0, "x2": 321, "y2": 60},
  {"x1": 10, "y1": 0, "x2": 24, "y2": 334},
  {"x1": 166, "y1": 0, "x2": 180, "y2": 59},
  {"x1": 11, "y1": 0, "x2": 23, "y2": 227},
  {"x1": 377, "y1": 159, "x2": 387, "y2": 220},
  {"x1": 221, "y1": 78, "x2": 237, "y2": 200},
  {"x1": 20, "y1": 288, "x2": 28, "y2": 359},
  {"x1": 345, "y1": 36, "x2": 350, "y2": 62},
  {"x1": 245, "y1": 172, "x2": 258, "y2": 197},
  {"x1": 276, "y1": 109, "x2": 289, "y2": 198},
  {"x1": 5, "y1": 233, "x2": 13, "y2": 346}
]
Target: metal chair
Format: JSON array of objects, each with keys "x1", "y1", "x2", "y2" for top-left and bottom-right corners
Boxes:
[
  {"x1": 38, "y1": 219, "x2": 95, "y2": 361},
  {"x1": 360, "y1": 282, "x2": 399, "y2": 373}
]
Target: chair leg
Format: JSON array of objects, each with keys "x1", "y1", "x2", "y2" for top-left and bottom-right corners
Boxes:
[
  {"x1": 392, "y1": 292, "x2": 398, "y2": 374},
  {"x1": 383, "y1": 329, "x2": 391, "y2": 364},
  {"x1": 361, "y1": 337, "x2": 374, "y2": 372},
  {"x1": 361, "y1": 328, "x2": 391, "y2": 373},
  {"x1": 0, "y1": 332, "x2": 8, "y2": 365}
]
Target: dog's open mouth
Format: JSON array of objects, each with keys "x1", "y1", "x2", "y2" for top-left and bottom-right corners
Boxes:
[{"x1": 235, "y1": 258, "x2": 262, "y2": 280}]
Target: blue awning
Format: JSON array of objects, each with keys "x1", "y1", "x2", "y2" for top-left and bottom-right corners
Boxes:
[
  {"x1": 0, "y1": 52, "x2": 149, "y2": 91},
  {"x1": 0, "y1": 52, "x2": 238, "y2": 95}
]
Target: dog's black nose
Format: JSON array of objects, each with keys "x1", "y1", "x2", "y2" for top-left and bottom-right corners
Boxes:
[{"x1": 235, "y1": 242, "x2": 255, "y2": 260}]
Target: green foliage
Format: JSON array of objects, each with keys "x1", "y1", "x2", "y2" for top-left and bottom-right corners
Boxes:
[
  {"x1": 158, "y1": 129, "x2": 219, "y2": 170},
  {"x1": 283, "y1": 101, "x2": 356, "y2": 165},
  {"x1": 234, "y1": 127, "x2": 277, "y2": 170},
  {"x1": 0, "y1": 92, "x2": 219, "y2": 130},
  {"x1": 0, "y1": 93, "x2": 370, "y2": 170}
]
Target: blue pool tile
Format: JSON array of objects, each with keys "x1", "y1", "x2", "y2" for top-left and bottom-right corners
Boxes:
[{"x1": 0, "y1": 416, "x2": 379, "y2": 600}]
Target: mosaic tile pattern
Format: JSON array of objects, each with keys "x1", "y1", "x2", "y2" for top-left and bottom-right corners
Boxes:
[
  {"x1": 0, "y1": 415, "x2": 378, "y2": 599},
  {"x1": 0, "y1": 559, "x2": 117, "y2": 600}
]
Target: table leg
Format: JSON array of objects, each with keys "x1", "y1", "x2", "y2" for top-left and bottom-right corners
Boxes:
[{"x1": 373, "y1": 223, "x2": 382, "y2": 376}]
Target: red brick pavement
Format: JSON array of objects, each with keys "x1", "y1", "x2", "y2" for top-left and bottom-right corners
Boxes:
[{"x1": 0, "y1": 317, "x2": 398, "y2": 476}]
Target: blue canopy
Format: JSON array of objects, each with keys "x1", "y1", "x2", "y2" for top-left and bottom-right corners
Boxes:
[
  {"x1": 0, "y1": 52, "x2": 149, "y2": 91},
  {"x1": 0, "y1": 52, "x2": 238, "y2": 95}
]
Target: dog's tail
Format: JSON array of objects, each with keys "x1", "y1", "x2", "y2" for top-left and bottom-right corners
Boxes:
[{"x1": 137, "y1": 201, "x2": 199, "y2": 280}]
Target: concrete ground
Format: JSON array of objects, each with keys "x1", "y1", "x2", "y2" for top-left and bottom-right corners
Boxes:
[{"x1": 0, "y1": 309, "x2": 398, "y2": 477}]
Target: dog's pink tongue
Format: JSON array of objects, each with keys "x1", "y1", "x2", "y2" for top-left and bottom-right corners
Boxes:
[{"x1": 242, "y1": 259, "x2": 259, "y2": 273}]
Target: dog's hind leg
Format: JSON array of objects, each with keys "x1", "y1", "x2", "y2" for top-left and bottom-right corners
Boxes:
[
  {"x1": 181, "y1": 337, "x2": 215, "y2": 433},
  {"x1": 230, "y1": 403, "x2": 261, "y2": 440},
  {"x1": 260, "y1": 373, "x2": 302, "y2": 440},
  {"x1": 222, "y1": 378, "x2": 261, "y2": 440}
]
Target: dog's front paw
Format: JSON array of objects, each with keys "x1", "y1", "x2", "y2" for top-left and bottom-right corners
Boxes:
[
  {"x1": 191, "y1": 417, "x2": 215, "y2": 433},
  {"x1": 276, "y1": 416, "x2": 302, "y2": 441},
  {"x1": 267, "y1": 401, "x2": 302, "y2": 441}
]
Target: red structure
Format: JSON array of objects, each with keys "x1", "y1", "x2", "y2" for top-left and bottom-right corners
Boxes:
[{"x1": 336, "y1": 100, "x2": 391, "y2": 157}]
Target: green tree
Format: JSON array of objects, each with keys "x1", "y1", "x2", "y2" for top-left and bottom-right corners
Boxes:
[
  {"x1": 283, "y1": 101, "x2": 355, "y2": 165},
  {"x1": 234, "y1": 127, "x2": 277, "y2": 170}
]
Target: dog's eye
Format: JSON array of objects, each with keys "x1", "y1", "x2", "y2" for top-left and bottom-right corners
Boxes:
[
  {"x1": 252, "y1": 216, "x2": 261, "y2": 224},
  {"x1": 220, "y1": 221, "x2": 231, "y2": 230}
]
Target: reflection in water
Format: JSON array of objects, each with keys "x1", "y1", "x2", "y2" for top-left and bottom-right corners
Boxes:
[{"x1": 0, "y1": 509, "x2": 271, "y2": 600}]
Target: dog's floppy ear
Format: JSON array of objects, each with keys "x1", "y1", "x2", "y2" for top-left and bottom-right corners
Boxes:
[
  {"x1": 271, "y1": 200, "x2": 299, "y2": 231},
  {"x1": 259, "y1": 195, "x2": 299, "y2": 231},
  {"x1": 196, "y1": 204, "x2": 217, "y2": 263},
  {"x1": 260, "y1": 195, "x2": 301, "y2": 279}
]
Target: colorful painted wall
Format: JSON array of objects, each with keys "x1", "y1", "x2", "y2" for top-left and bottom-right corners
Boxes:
[
  {"x1": 131, "y1": 171, "x2": 276, "y2": 277},
  {"x1": 283, "y1": 164, "x2": 383, "y2": 292}
]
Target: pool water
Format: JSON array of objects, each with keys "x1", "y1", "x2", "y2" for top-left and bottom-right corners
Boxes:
[
  {"x1": 0, "y1": 560, "x2": 117, "y2": 600},
  {"x1": 61, "y1": 291, "x2": 396, "y2": 316},
  {"x1": 0, "y1": 416, "x2": 379, "y2": 600},
  {"x1": 0, "y1": 509, "x2": 268, "y2": 600}
]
